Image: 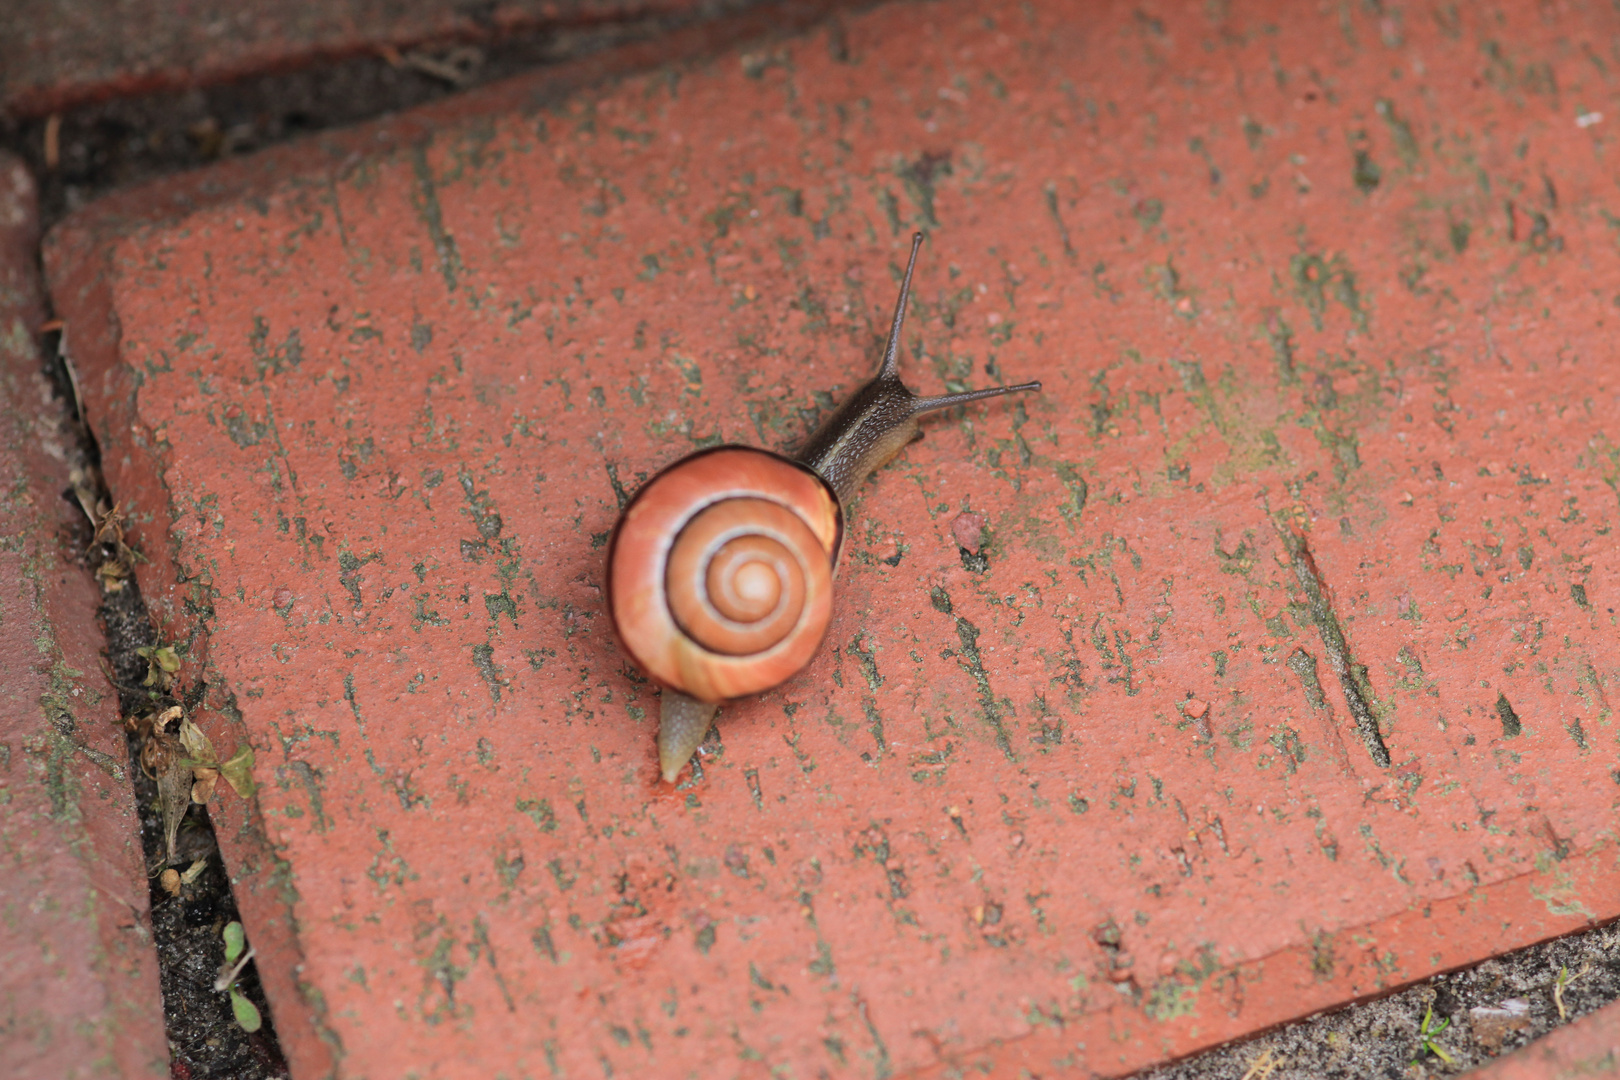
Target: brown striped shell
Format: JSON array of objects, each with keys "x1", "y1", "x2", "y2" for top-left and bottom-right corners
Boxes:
[{"x1": 605, "y1": 447, "x2": 843, "y2": 703}]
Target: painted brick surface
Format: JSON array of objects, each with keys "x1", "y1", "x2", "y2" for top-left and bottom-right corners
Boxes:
[
  {"x1": 1463, "y1": 999, "x2": 1620, "y2": 1080},
  {"x1": 43, "y1": 1, "x2": 1620, "y2": 1077},
  {"x1": 0, "y1": 0, "x2": 713, "y2": 118},
  {"x1": 0, "y1": 153, "x2": 168, "y2": 1080}
]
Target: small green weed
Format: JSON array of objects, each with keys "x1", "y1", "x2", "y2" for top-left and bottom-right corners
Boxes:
[
  {"x1": 215, "y1": 921, "x2": 262, "y2": 1032},
  {"x1": 1410, "y1": 1002, "x2": 1453, "y2": 1065}
]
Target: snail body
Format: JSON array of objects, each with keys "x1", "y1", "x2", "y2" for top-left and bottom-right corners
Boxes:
[{"x1": 606, "y1": 233, "x2": 1040, "y2": 781}]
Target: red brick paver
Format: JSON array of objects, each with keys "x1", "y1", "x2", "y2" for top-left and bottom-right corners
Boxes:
[
  {"x1": 0, "y1": 0, "x2": 713, "y2": 119},
  {"x1": 1463, "y1": 1000, "x2": 1620, "y2": 1080},
  {"x1": 0, "y1": 153, "x2": 167, "y2": 1080},
  {"x1": 44, "y1": 1, "x2": 1620, "y2": 1077}
]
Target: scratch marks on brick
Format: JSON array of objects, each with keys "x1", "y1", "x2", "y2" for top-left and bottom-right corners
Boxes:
[
  {"x1": 1286, "y1": 647, "x2": 1328, "y2": 711},
  {"x1": 472, "y1": 642, "x2": 504, "y2": 702},
  {"x1": 1495, "y1": 692, "x2": 1522, "y2": 739},
  {"x1": 1043, "y1": 180, "x2": 1076, "y2": 259},
  {"x1": 930, "y1": 586, "x2": 1015, "y2": 761},
  {"x1": 1280, "y1": 530, "x2": 1391, "y2": 767},
  {"x1": 410, "y1": 142, "x2": 464, "y2": 294}
]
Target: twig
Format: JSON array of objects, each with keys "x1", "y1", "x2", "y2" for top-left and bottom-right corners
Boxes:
[
  {"x1": 1239, "y1": 1047, "x2": 1280, "y2": 1080},
  {"x1": 60, "y1": 351, "x2": 86, "y2": 426},
  {"x1": 401, "y1": 45, "x2": 483, "y2": 86},
  {"x1": 44, "y1": 114, "x2": 61, "y2": 170},
  {"x1": 1554, "y1": 963, "x2": 1592, "y2": 1022},
  {"x1": 214, "y1": 944, "x2": 257, "y2": 992},
  {"x1": 71, "y1": 484, "x2": 98, "y2": 528}
]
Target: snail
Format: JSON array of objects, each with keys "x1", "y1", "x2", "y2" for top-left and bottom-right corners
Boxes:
[{"x1": 606, "y1": 233, "x2": 1041, "y2": 782}]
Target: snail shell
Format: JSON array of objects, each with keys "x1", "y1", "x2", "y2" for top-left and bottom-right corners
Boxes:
[{"x1": 606, "y1": 446, "x2": 843, "y2": 704}]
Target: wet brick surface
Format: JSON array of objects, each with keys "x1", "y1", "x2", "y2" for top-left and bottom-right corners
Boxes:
[
  {"x1": 43, "y1": 1, "x2": 1620, "y2": 1076},
  {"x1": 0, "y1": 153, "x2": 167, "y2": 1080}
]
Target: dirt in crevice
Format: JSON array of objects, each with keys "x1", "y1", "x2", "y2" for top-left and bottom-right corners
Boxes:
[
  {"x1": 37, "y1": 319, "x2": 289, "y2": 1079},
  {"x1": 2, "y1": 0, "x2": 764, "y2": 234},
  {"x1": 1133, "y1": 919, "x2": 1620, "y2": 1080}
]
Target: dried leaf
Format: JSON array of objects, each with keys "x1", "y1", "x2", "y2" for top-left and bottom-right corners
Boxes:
[
  {"x1": 139, "y1": 731, "x2": 168, "y2": 777},
  {"x1": 191, "y1": 767, "x2": 219, "y2": 804},
  {"x1": 155, "y1": 741, "x2": 193, "y2": 865},
  {"x1": 159, "y1": 868, "x2": 182, "y2": 896},
  {"x1": 95, "y1": 559, "x2": 130, "y2": 592},
  {"x1": 90, "y1": 500, "x2": 126, "y2": 549},
  {"x1": 223, "y1": 920, "x2": 245, "y2": 964},
  {"x1": 68, "y1": 469, "x2": 97, "y2": 525},
  {"x1": 177, "y1": 715, "x2": 216, "y2": 767},
  {"x1": 220, "y1": 745, "x2": 256, "y2": 798},
  {"x1": 152, "y1": 706, "x2": 183, "y2": 733},
  {"x1": 135, "y1": 645, "x2": 180, "y2": 688},
  {"x1": 229, "y1": 987, "x2": 262, "y2": 1032}
]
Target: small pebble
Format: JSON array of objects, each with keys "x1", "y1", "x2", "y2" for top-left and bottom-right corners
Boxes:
[
  {"x1": 1470, "y1": 999, "x2": 1531, "y2": 1052},
  {"x1": 951, "y1": 511, "x2": 986, "y2": 553}
]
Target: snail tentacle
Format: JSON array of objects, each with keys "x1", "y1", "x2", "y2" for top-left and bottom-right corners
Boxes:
[
  {"x1": 876, "y1": 231, "x2": 926, "y2": 380},
  {"x1": 795, "y1": 234, "x2": 1043, "y2": 502},
  {"x1": 909, "y1": 380, "x2": 1044, "y2": 416}
]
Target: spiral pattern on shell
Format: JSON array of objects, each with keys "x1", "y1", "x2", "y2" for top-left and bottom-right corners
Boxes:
[{"x1": 606, "y1": 447, "x2": 842, "y2": 703}]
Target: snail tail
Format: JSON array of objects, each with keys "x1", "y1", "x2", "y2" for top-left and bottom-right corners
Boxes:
[{"x1": 658, "y1": 689, "x2": 719, "y2": 783}]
